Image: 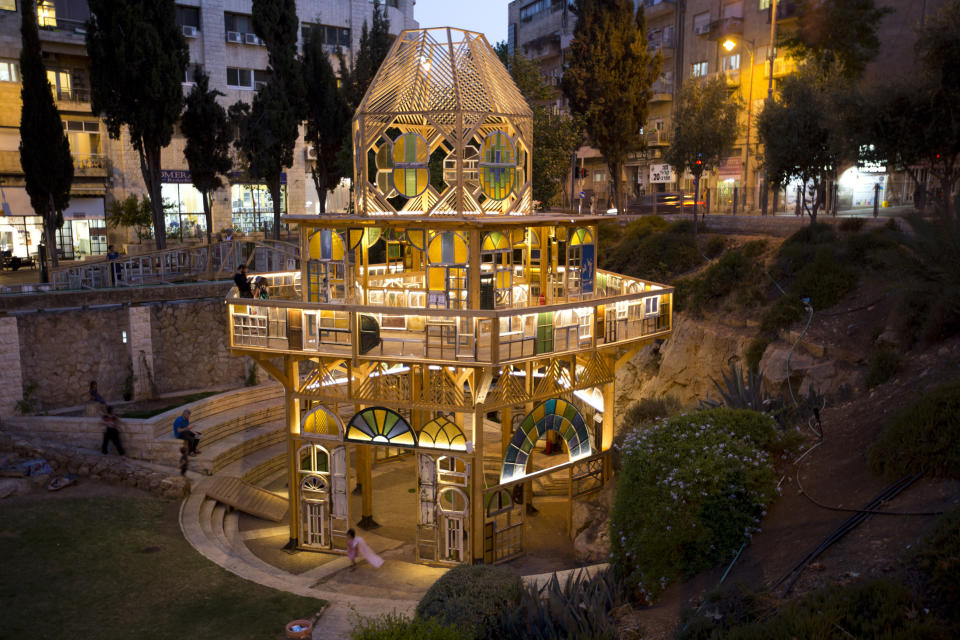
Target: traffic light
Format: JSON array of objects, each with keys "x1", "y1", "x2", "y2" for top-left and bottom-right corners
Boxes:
[{"x1": 695, "y1": 152, "x2": 703, "y2": 167}]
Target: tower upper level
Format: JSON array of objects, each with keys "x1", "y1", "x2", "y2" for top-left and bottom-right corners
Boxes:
[{"x1": 353, "y1": 27, "x2": 534, "y2": 217}]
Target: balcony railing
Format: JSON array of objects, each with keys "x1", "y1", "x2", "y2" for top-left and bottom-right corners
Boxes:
[
  {"x1": 707, "y1": 16, "x2": 743, "y2": 40},
  {"x1": 56, "y1": 88, "x2": 91, "y2": 103},
  {"x1": 650, "y1": 81, "x2": 673, "y2": 100},
  {"x1": 644, "y1": 128, "x2": 670, "y2": 145},
  {"x1": 73, "y1": 153, "x2": 105, "y2": 169},
  {"x1": 227, "y1": 269, "x2": 673, "y2": 366}
]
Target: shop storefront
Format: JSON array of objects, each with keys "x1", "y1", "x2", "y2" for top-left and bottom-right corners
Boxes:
[
  {"x1": 231, "y1": 172, "x2": 287, "y2": 234},
  {"x1": 0, "y1": 188, "x2": 104, "y2": 260},
  {"x1": 160, "y1": 170, "x2": 208, "y2": 241}
]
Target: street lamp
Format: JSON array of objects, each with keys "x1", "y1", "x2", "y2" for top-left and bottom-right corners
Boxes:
[{"x1": 723, "y1": 37, "x2": 756, "y2": 214}]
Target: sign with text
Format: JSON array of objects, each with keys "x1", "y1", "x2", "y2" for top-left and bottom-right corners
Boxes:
[{"x1": 649, "y1": 164, "x2": 675, "y2": 184}]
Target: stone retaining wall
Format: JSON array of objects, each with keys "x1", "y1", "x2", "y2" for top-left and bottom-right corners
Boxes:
[{"x1": 0, "y1": 432, "x2": 188, "y2": 500}]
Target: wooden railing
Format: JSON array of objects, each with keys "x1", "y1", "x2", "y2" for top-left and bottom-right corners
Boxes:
[{"x1": 48, "y1": 240, "x2": 300, "y2": 291}]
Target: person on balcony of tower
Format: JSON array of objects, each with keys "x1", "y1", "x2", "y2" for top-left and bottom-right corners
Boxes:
[
  {"x1": 173, "y1": 409, "x2": 201, "y2": 456},
  {"x1": 253, "y1": 276, "x2": 269, "y2": 300},
  {"x1": 234, "y1": 264, "x2": 253, "y2": 298}
]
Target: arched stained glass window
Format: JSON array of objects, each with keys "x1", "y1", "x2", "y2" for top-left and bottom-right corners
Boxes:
[
  {"x1": 392, "y1": 133, "x2": 430, "y2": 198},
  {"x1": 346, "y1": 406, "x2": 417, "y2": 447},
  {"x1": 375, "y1": 145, "x2": 395, "y2": 195},
  {"x1": 308, "y1": 229, "x2": 345, "y2": 261},
  {"x1": 479, "y1": 131, "x2": 516, "y2": 200},
  {"x1": 301, "y1": 405, "x2": 342, "y2": 438},
  {"x1": 419, "y1": 415, "x2": 467, "y2": 450},
  {"x1": 481, "y1": 231, "x2": 510, "y2": 251},
  {"x1": 500, "y1": 398, "x2": 591, "y2": 484},
  {"x1": 570, "y1": 227, "x2": 594, "y2": 246}
]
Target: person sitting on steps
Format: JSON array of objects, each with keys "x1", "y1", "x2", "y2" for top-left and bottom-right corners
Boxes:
[{"x1": 173, "y1": 409, "x2": 201, "y2": 456}]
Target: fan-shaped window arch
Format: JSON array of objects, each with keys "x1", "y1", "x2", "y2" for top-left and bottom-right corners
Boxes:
[
  {"x1": 346, "y1": 406, "x2": 417, "y2": 447},
  {"x1": 479, "y1": 131, "x2": 516, "y2": 200},
  {"x1": 301, "y1": 405, "x2": 343, "y2": 439},
  {"x1": 481, "y1": 231, "x2": 511, "y2": 252},
  {"x1": 308, "y1": 229, "x2": 346, "y2": 261},
  {"x1": 419, "y1": 416, "x2": 467, "y2": 451},
  {"x1": 570, "y1": 227, "x2": 594, "y2": 246},
  {"x1": 500, "y1": 398, "x2": 592, "y2": 483}
]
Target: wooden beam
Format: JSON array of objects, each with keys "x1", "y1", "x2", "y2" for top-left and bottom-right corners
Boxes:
[{"x1": 251, "y1": 354, "x2": 289, "y2": 388}]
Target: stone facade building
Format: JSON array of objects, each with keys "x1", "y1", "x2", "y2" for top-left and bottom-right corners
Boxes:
[
  {"x1": 507, "y1": 0, "x2": 947, "y2": 213},
  {"x1": 0, "y1": 0, "x2": 417, "y2": 260}
]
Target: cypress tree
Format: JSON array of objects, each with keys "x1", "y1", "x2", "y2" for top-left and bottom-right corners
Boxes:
[
  {"x1": 181, "y1": 69, "x2": 233, "y2": 244},
  {"x1": 18, "y1": 0, "x2": 73, "y2": 272},
  {"x1": 85, "y1": 0, "x2": 188, "y2": 250},
  {"x1": 563, "y1": 0, "x2": 660, "y2": 215},
  {"x1": 303, "y1": 25, "x2": 350, "y2": 213}
]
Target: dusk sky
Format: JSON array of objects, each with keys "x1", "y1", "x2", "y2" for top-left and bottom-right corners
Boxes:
[{"x1": 413, "y1": 0, "x2": 510, "y2": 45}]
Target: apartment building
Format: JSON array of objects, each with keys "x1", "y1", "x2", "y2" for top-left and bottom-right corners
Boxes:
[
  {"x1": 0, "y1": 0, "x2": 417, "y2": 261},
  {"x1": 507, "y1": 0, "x2": 945, "y2": 213}
]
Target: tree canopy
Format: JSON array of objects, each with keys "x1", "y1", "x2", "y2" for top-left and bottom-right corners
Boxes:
[
  {"x1": 19, "y1": 0, "x2": 73, "y2": 270},
  {"x1": 303, "y1": 25, "x2": 351, "y2": 213},
  {"x1": 86, "y1": 0, "x2": 188, "y2": 249},
  {"x1": 342, "y1": 0, "x2": 393, "y2": 111},
  {"x1": 563, "y1": 0, "x2": 660, "y2": 214},
  {"x1": 780, "y1": 0, "x2": 891, "y2": 79},
  {"x1": 181, "y1": 69, "x2": 233, "y2": 244}
]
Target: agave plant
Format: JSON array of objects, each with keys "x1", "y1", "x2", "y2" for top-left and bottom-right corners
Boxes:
[{"x1": 701, "y1": 361, "x2": 773, "y2": 412}]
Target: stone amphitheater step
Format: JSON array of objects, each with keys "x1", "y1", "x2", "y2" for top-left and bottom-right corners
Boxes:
[
  {"x1": 189, "y1": 421, "x2": 285, "y2": 476},
  {"x1": 151, "y1": 383, "x2": 283, "y2": 439},
  {"x1": 216, "y1": 440, "x2": 287, "y2": 486}
]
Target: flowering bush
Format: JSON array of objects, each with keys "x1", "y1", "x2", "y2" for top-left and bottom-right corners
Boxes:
[{"x1": 610, "y1": 408, "x2": 782, "y2": 601}]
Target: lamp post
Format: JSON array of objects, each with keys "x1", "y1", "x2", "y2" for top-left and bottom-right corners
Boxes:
[{"x1": 723, "y1": 37, "x2": 756, "y2": 214}]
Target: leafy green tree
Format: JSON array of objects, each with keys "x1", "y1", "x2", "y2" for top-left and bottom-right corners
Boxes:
[
  {"x1": 105, "y1": 195, "x2": 153, "y2": 243},
  {"x1": 18, "y1": 0, "x2": 73, "y2": 271},
  {"x1": 563, "y1": 0, "x2": 661, "y2": 214},
  {"x1": 757, "y1": 65, "x2": 861, "y2": 224},
  {"x1": 780, "y1": 0, "x2": 891, "y2": 79},
  {"x1": 509, "y1": 53, "x2": 583, "y2": 209},
  {"x1": 494, "y1": 40, "x2": 509, "y2": 67},
  {"x1": 181, "y1": 69, "x2": 233, "y2": 244},
  {"x1": 230, "y1": 0, "x2": 306, "y2": 240},
  {"x1": 303, "y1": 25, "x2": 350, "y2": 213},
  {"x1": 85, "y1": 0, "x2": 188, "y2": 250},
  {"x1": 664, "y1": 77, "x2": 739, "y2": 228}
]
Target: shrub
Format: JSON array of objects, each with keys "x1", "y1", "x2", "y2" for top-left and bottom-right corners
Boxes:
[
  {"x1": 624, "y1": 396, "x2": 681, "y2": 427},
  {"x1": 744, "y1": 338, "x2": 768, "y2": 372},
  {"x1": 838, "y1": 217, "x2": 866, "y2": 233},
  {"x1": 686, "y1": 251, "x2": 757, "y2": 313},
  {"x1": 865, "y1": 346, "x2": 902, "y2": 388},
  {"x1": 351, "y1": 613, "x2": 463, "y2": 640},
  {"x1": 759, "y1": 294, "x2": 805, "y2": 335},
  {"x1": 914, "y1": 509, "x2": 960, "y2": 622},
  {"x1": 704, "y1": 235, "x2": 726, "y2": 259},
  {"x1": 741, "y1": 239, "x2": 767, "y2": 259},
  {"x1": 602, "y1": 216, "x2": 703, "y2": 281},
  {"x1": 415, "y1": 564, "x2": 521, "y2": 639},
  {"x1": 610, "y1": 409, "x2": 780, "y2": 600},
  {"x1": 868, "y1": 381, "x2": 960, "y2": 479},
  {"x1": 789, "y1": 248, "x2": 858, "y2": 310},
  {"x1": 678, "y1": 580, "x2": 946, "y2": 640}
]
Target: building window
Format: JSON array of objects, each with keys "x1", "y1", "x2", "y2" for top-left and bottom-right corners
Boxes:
[
  {"x1": 758, "y1": 0, "x2": 771, "y2": 9},
  {"x1": 0, "y1": 60, "x2": 18, "y2": 82},
  {"x1": 62, "y1": 120, "x2": 102, "y2": 166},
  {"x1": 226, "y1": 67, "x2": 268, "y2": 89},
  {"x1": 301, "y1": 23, "x2": 350, "y2": 48},
  {"x1": 175, "y1": 5, "x2": 200, "y2": 29},
  {"x1": 37, "y1": 0, "x2": 88, "y2": 29},
  {"x1": 369, "y1": 0, "x2": 399, "y2": 7},
  {"x1": 723, "y1": 1, "x2": 743, "y2": 18},
  {"x1": 722, "y1": 53, "x2": 740, "y2": 72},
  {"x1": 183, "y1": 64, "x2": 203, "y2": 84},
  {"x1": 231, "y1": 183, "x2": 287, "y2": 234},
  {"x1": 693, "y1": 11, "x2": 711, "y2": 34},
  {"x1": 161, "y1": 182, "x2": 207, "y2": 240},
  {"x1": 1, "y1": 0, "x2": 15, "y2": 12},
  {"x1": 691, "y1": 61, "x2": 708, "y2": 77},
  {"x1": 224, "y1": 12, "x2": 253, "y2": 34},
  {"x1": 520, "y1": 0, "x2": 565, "y2": 23}
]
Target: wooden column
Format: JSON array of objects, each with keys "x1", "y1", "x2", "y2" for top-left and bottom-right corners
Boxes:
[
  {"x1": 357, "y1": 445, "x2": 377, "y2": 529},
  {"x1": 471, "y1": 403, "x2": 485, "y2": 564},
  {"x1": 500, "y1": 406, "x2": 512, "y2": 458},
  {"x1": 284, "y1": 356, "x2": 301, "y2": 545}
]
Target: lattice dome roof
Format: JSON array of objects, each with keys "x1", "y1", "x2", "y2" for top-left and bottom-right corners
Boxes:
[{"x1": 357, "y1": 27, "x2": 532, "y2": 120}]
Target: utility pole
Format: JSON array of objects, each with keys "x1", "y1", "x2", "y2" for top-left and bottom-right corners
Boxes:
[{"x1": 761, "y1": 0, "x2": 778, "y2": 216}]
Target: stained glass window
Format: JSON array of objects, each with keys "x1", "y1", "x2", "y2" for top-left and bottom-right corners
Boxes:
[
  {"x1": 481, "y1": 231, "x2": 511, "y2": 251},
  {"x1": 500, "y1": 398, "x2": 591, "y2": 483},
  {"x1": 419, "y1": 416, "x2": 467, "y2": 450},
  {"x1": 375, "y1": 144, "x2": 395, "y2": 195},
  {"x1": 479, "y1": 131, "x2": 516, "y2": 200},
  {"x1": 308, "y1": 229, "x2": 345, "y2": 261},
  {"x1": 346, "y1": 407, "x2": 416, "y2": 446},
  {"x1": 570, "y1": 227, "x2": 594, "y2": 246},
  {"x1": 391, "y1": 133, "x2": 430, "y2": 197},
  {"x1": 301, "y1": 405, "x2": 342, "y2": 438}
]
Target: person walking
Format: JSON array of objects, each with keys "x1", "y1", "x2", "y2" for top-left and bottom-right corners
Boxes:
[
  {"x1": 173, "y1": 409, "x2": 201, "y2": 455},
  {"x1": 346, "y1": 528, "x2": 383, "y2": 570},
  {"x1": 101, "y1": 406, "x2": 125, "y2": 455}
]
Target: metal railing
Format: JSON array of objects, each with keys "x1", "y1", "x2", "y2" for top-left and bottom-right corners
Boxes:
[{"x1": 48, "y1": 239, "x2": 300, "y2": 291}]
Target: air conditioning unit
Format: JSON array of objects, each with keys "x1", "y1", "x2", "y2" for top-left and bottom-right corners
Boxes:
[
  {"x1": 226, "y1": 31, "x2": 242, "y2": 43},
  {"x1": 244, "y1": 33, "x2": 260, "y2": 45},
  {"x1": 693, "y1": 23, "x2": 710, "y2": 35},
  {"x1": 182, "y1": 25, "x2": 199, "y2": 38}
]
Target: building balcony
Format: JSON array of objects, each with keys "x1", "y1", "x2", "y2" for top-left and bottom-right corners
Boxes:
[
  {"x1": 38, "y1": 17, "x2": 88, "y2": 47},
  {"x1": 644, "y1": 128, "x2": 670, "y2": 145},
  {"x1": 227, "y1": 270, "x2": 673, "y2": 367},
  {"x1": 55, "y1": 88, "x2": 92, "y2": 111},
  {"x1": 706, "y1": 16, "x2": 743, "y2": 40},
  {"x1": 763, "y1": 56, "x2": 794, "y2": 78},
  {"x1": 644, "y1": 0, "x2": 676, "y2": 19},
  {"x1": 650, "y1": 81, "x2": 673, "y2": 102},
  {"x1": 73, "y1": 154, "x2": 107, "y2": 177},
  {"x1": 767, "y1": 1, "x2": 798, "y2": 23},
  {"x1": 647, "y1": 36, "x2": 675, "y2": 58}
]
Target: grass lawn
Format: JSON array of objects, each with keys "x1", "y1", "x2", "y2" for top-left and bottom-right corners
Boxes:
[
  {"x1": 120, "y1": 392, "x2": 220, "y2": 419},
  {"x1": 0, "y1": 494, "x2": 324, "y2": 639}
]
